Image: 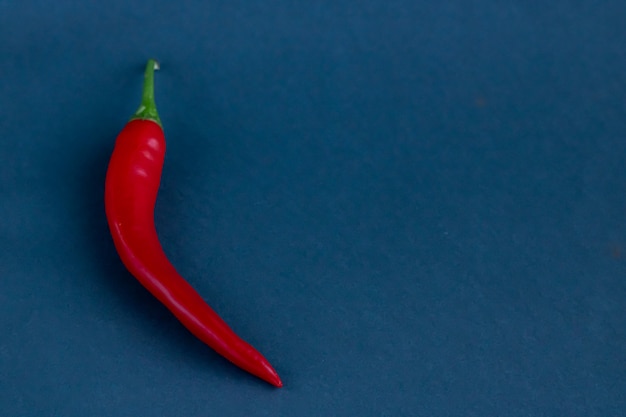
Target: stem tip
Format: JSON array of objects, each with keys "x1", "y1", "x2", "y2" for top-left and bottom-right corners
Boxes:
[{"x1": 129, "y1": 59, "x2": 162, "y2": 126}]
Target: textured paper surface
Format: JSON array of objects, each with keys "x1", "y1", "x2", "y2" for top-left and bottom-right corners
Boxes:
[{"x1": 1, "y1": 1, "x2": 625, "y2": 415}]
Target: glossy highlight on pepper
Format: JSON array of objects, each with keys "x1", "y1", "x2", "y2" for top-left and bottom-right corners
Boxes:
[{"x1": 104, "y1": 59, "x2": 282, "y2": 387}]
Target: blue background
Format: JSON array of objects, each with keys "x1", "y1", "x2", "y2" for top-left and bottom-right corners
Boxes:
[{"x1": 1, "y1": 1, "x2": 625, "y2": 415}]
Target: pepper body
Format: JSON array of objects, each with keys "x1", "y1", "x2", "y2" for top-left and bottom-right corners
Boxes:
[{"x1": 104, "y1": 61, "x2": 281, "y2": 387}]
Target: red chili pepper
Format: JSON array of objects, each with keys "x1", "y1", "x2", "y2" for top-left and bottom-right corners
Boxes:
[{"x1": 104, "y1": 59, "x2": 282, "y2": 387}]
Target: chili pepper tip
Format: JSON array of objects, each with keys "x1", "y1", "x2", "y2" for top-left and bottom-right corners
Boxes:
[
  {"x1": 268, "y1": 374, "x2": 283, "y2": 388},
  {"x1": 255, "y1": 359, "x2": 283, "y2": 387}
]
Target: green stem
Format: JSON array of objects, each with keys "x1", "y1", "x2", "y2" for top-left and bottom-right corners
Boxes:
[{"x1": 130, "y1": 59, "x2": 161, "y2": 126}]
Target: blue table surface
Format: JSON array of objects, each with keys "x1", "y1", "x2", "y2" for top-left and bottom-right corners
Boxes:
[{"x1": 1, "y1": 1, "x2": 625, "y2": 416}]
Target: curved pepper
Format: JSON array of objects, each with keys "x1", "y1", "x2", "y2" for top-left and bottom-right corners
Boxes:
[{"x1": 104, "y1": 59, "x2": 282, "y2": 387}]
